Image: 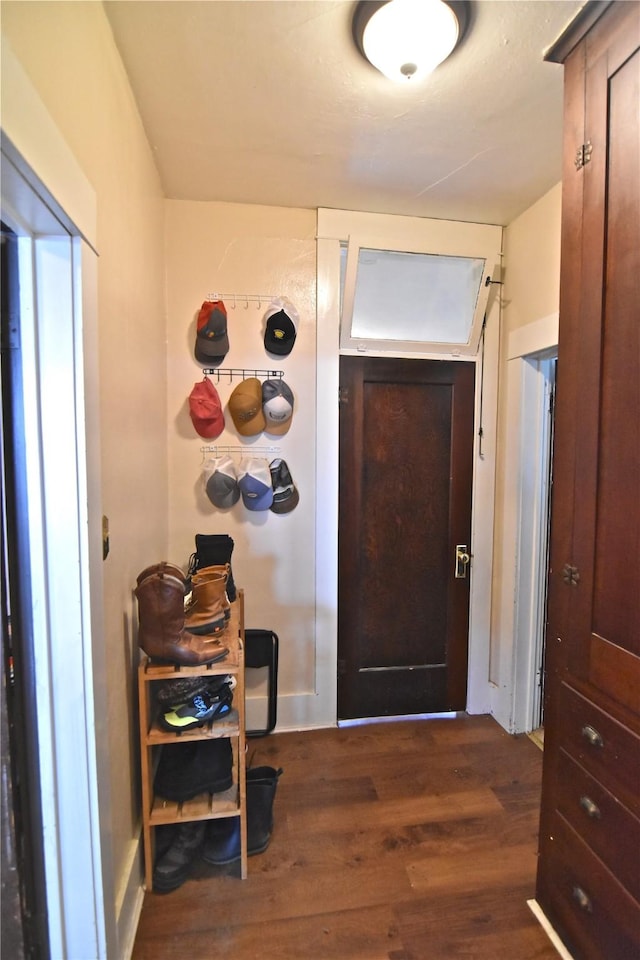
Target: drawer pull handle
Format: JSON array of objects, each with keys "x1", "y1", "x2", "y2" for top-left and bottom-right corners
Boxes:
[
  {"x1": 581, "y1": 724, "x2": 603, "y2": 748},
  {"x1": 572, "y1": 886, "x2": 593, "y2": 913},
  {"x1": 579, "y1": 795, "x2": 601, "y2": 819}
]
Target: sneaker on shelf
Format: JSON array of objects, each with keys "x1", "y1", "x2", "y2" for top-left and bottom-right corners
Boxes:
[
  {"x1": 156, "y1": 674, "x2": 234, "y2": 710},
  {"x1": 159, "y1": 683, "x2": 233, "y2": 732}
]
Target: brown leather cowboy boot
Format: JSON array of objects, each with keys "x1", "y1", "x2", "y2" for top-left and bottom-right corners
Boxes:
[
  {"x1": 135, "y1": 566, "x2": 228, "y2": 665},
  {"x1": 136, "y1": 561, "x2": 187, "y2": 590}
]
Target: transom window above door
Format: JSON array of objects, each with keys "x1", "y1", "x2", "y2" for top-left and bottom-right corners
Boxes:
[
  {"x1": 344, "y1": 246, "x2": 486, "y2": 346},
  {"x1": 324, "y1": 208, "x2": 502, "y2": 359}
]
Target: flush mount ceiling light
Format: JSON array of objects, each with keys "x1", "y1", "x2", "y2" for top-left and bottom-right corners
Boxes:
[{"x1": 353, "y1": 0, "x2": 469, "y2": 83}]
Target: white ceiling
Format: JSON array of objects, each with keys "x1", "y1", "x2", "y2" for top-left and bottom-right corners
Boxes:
[{"x1": 104, "y1": 0, "x2": 584, "y2": 226}]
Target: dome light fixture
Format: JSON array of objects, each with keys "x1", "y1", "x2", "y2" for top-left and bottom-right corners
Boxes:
[{"x1": 353, "y1": 0, "x2": 469, "y2": 83}]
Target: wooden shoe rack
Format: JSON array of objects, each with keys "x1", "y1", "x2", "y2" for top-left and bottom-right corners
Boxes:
[{"x1": 137, "y1": 589, "x2": 247, "y2": 890}]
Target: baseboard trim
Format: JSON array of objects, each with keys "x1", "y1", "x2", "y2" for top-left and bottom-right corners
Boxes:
[
  {"x1": 527, "y1": 899, "x2": 575, "y2": 960},
  {"x1": 246, "y1": 691, "x2": 336, "y2": 733},
  {"x1": 116, "y1": 836, "x2": 144, "y2": 960}
]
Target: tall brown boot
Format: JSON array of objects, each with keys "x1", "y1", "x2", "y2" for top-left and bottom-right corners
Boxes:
[
  {"x1": 136, "y1": 561, "x2": 187, "y2": 589},
  {"x1": 135, "y1": 567, "x2": 228, "y2": 666},
  {"x1": 184, "y1": 568, "x2": 230, "y2": 635}
]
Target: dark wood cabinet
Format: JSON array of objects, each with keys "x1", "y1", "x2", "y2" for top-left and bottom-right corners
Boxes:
[{"x1": 536, "y1": 3, "x2": 640, "y2": 958}]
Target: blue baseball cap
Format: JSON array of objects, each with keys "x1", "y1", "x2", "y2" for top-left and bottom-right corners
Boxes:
[{"x1": 238, "y1": 458, "x2": 273, "y2": 511}]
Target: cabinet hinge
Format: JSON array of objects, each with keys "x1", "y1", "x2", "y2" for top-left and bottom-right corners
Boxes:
[
  {"x1": 338, "y1": 658, "x2": 347, "y2": 676},
  {"x1": 562, "y1": 563, "x2": 580, "y2": 586},
  {"x1": 574, "y1": 141, "x2": 593, "y2": 170},
  {"x1": 339, "y1": 386, "x2": 349, "y2": 405}
]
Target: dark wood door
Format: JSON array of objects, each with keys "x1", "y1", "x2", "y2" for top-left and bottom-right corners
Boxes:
[{"x1": 338, "y1": 357, "x2": 475, "y2": 720}]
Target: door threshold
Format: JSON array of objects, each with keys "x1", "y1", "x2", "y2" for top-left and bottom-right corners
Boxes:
[
  {"x1": 338, "y1": 712, "x2": 460, "y2": 728},
  {"x1": 528, "y1": 726, "x2": 544, "y2": 751}
]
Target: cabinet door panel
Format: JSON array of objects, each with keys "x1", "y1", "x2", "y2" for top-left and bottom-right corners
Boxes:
[{"x1": 567, "y1": 43, "x2": 640, "y2": 709}]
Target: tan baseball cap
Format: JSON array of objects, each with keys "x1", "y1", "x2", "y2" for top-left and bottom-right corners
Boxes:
[{"x1": 228, "y1": 378, "x2": 266, "y2": 436}]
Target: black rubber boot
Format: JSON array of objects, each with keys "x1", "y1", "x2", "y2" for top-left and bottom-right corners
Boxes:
[
  {"x1": 201, "y1": 817, "x2": 241, "y2": 866},
  {"x1": 153, "y1": 821, "x2": 205, "y2": 892},
  {"x1": 201, "y1": 766, "x2": 283, "y2": 865}
]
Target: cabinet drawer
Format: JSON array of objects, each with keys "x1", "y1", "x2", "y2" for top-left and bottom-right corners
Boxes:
[
  {"x1": 542, "y1": 812, "x2": 640, "y2": 960},
  {"x1": 559, "y1": 682, "x2": 640, "y2": 818},
  {"x1": 557, "y1": 750, "x2": 640, "y2": 902}
]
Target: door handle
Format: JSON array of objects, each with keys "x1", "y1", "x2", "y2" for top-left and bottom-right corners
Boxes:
[{"x1": 455, "y1": 545, "x2": 470, "y2": 579}]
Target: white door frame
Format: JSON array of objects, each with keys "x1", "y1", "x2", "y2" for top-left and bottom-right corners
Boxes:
[
  {"x1": 1, "y1": 145, "x2": 113, "y2": 960},
  {"x1": 2, "y1": 39, "x2": 114, "y2": 957},
  {"x1": 511, "y1": 352, "x2": 556, "y2": 732},
  {"x1": 316, "y1": 208, "x2": 503, "y2": 721},
  {"x1": 491, "y1": 314, "x2": 559, "y2": 733}
]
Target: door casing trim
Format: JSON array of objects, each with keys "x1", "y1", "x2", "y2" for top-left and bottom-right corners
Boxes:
[
  {"x1": 491, "y1": 313, "x2": 559, "y2": 733},
  {"x1": 316, "y1": 212, "x2": 502, "y2": 723}
]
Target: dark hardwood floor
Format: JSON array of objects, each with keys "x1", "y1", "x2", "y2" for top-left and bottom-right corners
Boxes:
[{"x1": 132, "y1": 715, "x2": 559, "y2": 960}]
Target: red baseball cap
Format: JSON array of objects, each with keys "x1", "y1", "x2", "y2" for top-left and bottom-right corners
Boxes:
[
  {"x1": 189, "y1": 377, "x2": 224, "y2": 439},
  {"x1": 195, "y1": 300, "x2": 229, "y2": 365}
]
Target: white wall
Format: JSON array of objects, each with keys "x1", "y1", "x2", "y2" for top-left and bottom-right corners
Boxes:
[
  {"x1": 164, "y1": 200, "x2": 326, "y2": 729},
  {"x1": 1, "y1": 3, "x2": 167, "y2": 953},
  {"x1": 164, "y1": 202, "x2": 509, "y2": 733},
  {"x1": 490, "y1": 183, "x2": 562, "y2": 730}
]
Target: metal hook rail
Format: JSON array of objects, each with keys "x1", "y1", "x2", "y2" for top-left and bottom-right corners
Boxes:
[
  {"x1": 200, "y1": 445, "x2": 281, "y2": 457},
  {"x1": 202, "y1": 367, "x2": 284, "y2": 382},
  {"x1": 206, "y1": 293, "x2": 276, "y2": 310}
]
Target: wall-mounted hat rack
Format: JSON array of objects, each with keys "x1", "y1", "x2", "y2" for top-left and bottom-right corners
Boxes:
[
  {"x1": 201, "y1": 367, "x2": 284, "y2": 382},
  {"x1": 206, "y1": 293, "x2": 276, "y2": 310},
  {"x1": 200, "y1": 445, "x2": 281, "y2": 457}
]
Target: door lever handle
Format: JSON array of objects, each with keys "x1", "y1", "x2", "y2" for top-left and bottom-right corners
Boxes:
[{"x1": 455, "y1": 545, "x2": 471, "y2": 579}]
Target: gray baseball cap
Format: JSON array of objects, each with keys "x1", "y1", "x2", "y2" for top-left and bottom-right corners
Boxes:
[
  {"x1": 205, "y1": 456, "x2": 240, "y2": 508},
  {"x1": 262, "y1": 379, "x2": 294, "y2": 436}
]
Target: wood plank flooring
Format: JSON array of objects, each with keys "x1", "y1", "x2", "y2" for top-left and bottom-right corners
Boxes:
[{"x1": 132, "y1": 715, "x2": 558, "y2": 960}]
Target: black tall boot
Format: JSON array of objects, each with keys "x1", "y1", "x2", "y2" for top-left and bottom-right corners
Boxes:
[
  {"x1": 201, "y1": 766, "x2": 283, "y2": 865},
  {"x1": 153, "y1": 821, "x2": 205, "y2": 892},
  {"x1": 188, "y1": 534, "x2": 237, "y2": 601}
]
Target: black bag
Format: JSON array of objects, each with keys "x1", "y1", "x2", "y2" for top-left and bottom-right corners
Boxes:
[
  {"x1": 154, "y1": 738, "x2": 233, "y2": 801},
  {"x1": 188, "y1": 534, "x2": 236, "y2": 601},
  {"x1": 245, "y1": 629, "x2": 279, "y2": 737}
]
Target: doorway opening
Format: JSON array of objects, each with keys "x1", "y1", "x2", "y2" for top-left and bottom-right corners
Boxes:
[
  {"x1": 1, "y1": 220, "x2": 49, "y2": 959},
  {"x1": 510, "y1": 349, "x2": 557, "y2": 739},
  {"x1": 1, "y1": 135, "x2": 110, "y2": 958},
  {"x1": 530, "y1": 355, "x2": 556, "y2": 743}
]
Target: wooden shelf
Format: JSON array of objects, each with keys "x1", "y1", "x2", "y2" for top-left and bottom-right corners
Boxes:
[
  {"x1": 138, "y1": 590, "x2": 247, "y2": 889},
  {"x1": 149, "y1": 785, "x2": 240, "y2": 825},
  {"x1": 140, "y1": 643, "x2": 241, "y2": 676},
  {"x1": 144, "y1": 708, "x2": 240, "y2": 744}
]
